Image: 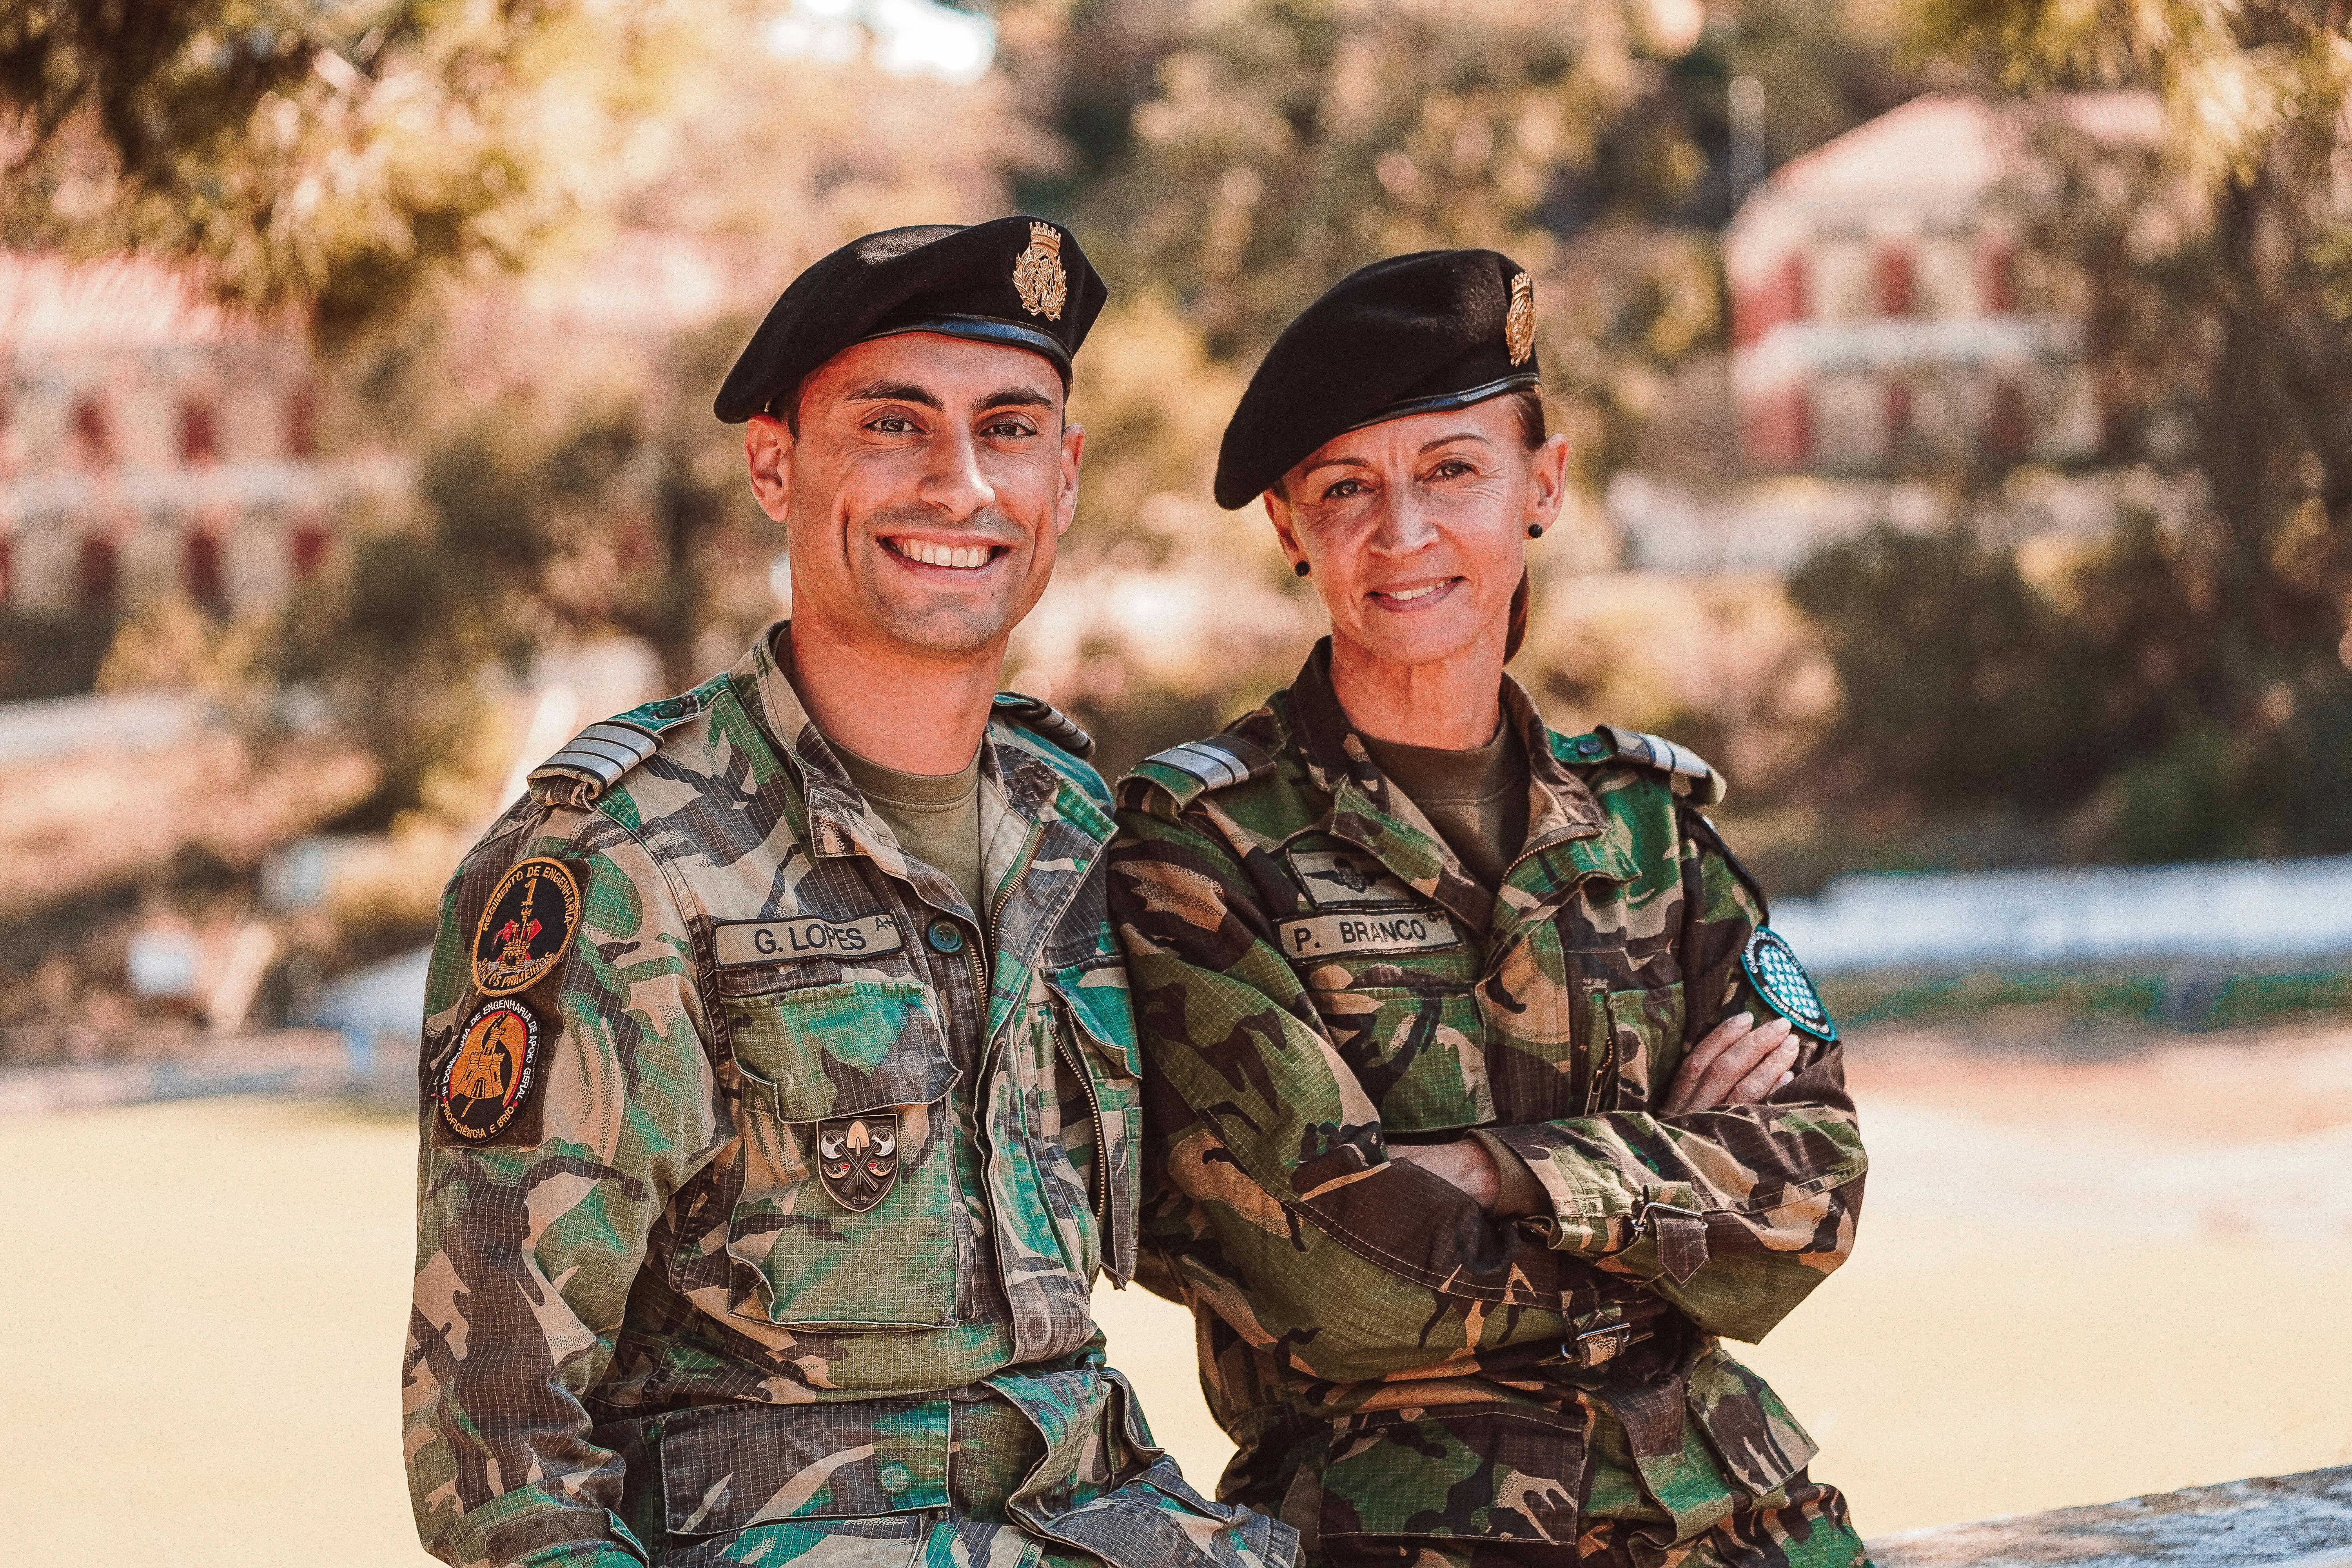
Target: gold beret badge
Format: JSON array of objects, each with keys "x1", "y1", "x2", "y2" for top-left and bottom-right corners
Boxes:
[
  {"x1": 1505, "y1": 272, "x2": 1536, "y2": 367},
  {"x1": 1013, "y1": 222, "x2": 1068, "y2": 321}
]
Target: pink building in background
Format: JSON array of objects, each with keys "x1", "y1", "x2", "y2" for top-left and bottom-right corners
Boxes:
[
  {"x1": 1725, "y1": 92, "x2": 2162, "y2": 478},
  {"x1": 0, "y1": 252, "x2": 410, "y2": 616}
]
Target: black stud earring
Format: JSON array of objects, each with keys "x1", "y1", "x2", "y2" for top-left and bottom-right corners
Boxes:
[
  {"x1": 1527, "y1": 523, "x2": 1545, "y2": 539},
  {"x1": 1294, "y1": 561, "x2": 1311, "y2": 577}
]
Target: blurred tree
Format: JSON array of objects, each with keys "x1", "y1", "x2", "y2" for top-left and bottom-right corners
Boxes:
[
  {"x1": 1791, "y1": 524, "x2": 2108, "y2": 810},
  {"x1": 0, "y1": 0, "x2": 703, "y2": 342},
  {"x1": 278, "y1": 317, "x2": 778, "y2": 822},
  {"x1": 1900, "y1": 0, "x2": 2352, "y2": 856}
]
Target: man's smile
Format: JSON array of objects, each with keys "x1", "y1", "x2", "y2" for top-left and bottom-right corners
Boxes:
[{"x1": 880, "y1": 535, "x2": 1012, "y2": 572}]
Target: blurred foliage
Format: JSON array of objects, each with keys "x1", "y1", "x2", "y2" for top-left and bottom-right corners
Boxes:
[
  {"x1": 1003, "y1": 0, "x2": 1924, "y2": 489},
  {"x1": 277, "y1": 318, "x2": 777, "y2": 824},
  {"x1": 1772, "y1": 0, "x2": 2352, "y2": 860},
  {"x1": 0, "y1": 609, "x2": 117, "y2": 700},
  {"x1": 0, "y1": 0, "x2": 723, "y2": 343}
]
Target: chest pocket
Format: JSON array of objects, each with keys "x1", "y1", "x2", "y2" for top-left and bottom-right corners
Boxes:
[
  {"x1": 721, "y1": 978, "x2": 962, "y2": 1329},
  {"x1": 1307, "y1": 980, "x2": 1492, "y2": 1134}
]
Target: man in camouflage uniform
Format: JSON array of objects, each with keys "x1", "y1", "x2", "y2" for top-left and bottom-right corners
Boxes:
[
  {"x1": 1107, "y1": 253, "x2": 1868, "y2": 1565},
  {"x1": 404, "y1": 219, "x2": 1294, "y2": 1568}
]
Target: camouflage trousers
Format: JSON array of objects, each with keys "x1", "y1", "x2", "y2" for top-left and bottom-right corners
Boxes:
[
  {"x1": 1285, "y1": 1473, "x2": 1862, "y2": 1566},
  {"x1": 598, "y1": 1359, "x2": 1295, "y2": 1568},
  {"x1": 1225, "y1": 1390, "x2": 1864, "y2": 1568}
]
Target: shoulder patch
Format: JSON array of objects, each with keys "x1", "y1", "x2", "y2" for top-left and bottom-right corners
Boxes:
[
  {"x1": 992, "y1": 692, "x2": 1095, "y2": 760},
  {"x1": 434, "y1": 996, "x2": 547, "y2": 1147},
  {"x1": 470, "y1": 856, "x2": 582, "y2": 995},
  {"x1": 1742, "y1": 928, "x2": 1837, "y2": 1043},
  {"x1": 1562, "y1": 723, "x2": 1726, "y2": 806},
  {"x1": 527, "y1": 676, "x2": 720, "y2": 808},
  {"x1": 1129, "y1": 734, "x2": 1275, "y2": 809}
]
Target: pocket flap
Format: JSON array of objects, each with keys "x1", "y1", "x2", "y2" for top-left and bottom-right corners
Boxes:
[
  {"x1": 657, "y1": 1398, "x2": 951, "y2": 1535},
  {"x1": 724, "y1": 979, "x2": 956, "y2": 1122},
  {"x1": 1318, "y1": 1406, "x2": 1584, "y2": 1546},
  {"x1": 1046, "y1": 964, "x2": 1142, "y2": 1078}
]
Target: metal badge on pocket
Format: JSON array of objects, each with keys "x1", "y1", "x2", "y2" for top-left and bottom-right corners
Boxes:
[{"x1": 816, "y1": 1112, "x2": 901, "y2": 1211}]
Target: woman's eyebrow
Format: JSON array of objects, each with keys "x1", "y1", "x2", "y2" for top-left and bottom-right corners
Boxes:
[{"x1": 1418, "y1": 432, "x2": 1488, "y2": 452}]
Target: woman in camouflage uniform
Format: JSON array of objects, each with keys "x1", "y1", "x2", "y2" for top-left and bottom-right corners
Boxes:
[{"x1": 1107, "y1": 252, "x2": 1870, "y2": 1567}]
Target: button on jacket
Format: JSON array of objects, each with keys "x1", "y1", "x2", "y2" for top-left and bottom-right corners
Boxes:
[
  {"x1": 1107, "y1": 642, "x2": 1868, "y2": 1561},
  {"x1": 405, "y1": 624, "x2": 1290, "y2": 1568}
]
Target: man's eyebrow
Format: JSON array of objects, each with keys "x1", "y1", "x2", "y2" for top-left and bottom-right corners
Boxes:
[
  {"x1": 844, "y1": 379, "x2": 945, "y2": 410},
  {"x1": 977, "y1": 387, "x2": 1056, "y2": 412}
]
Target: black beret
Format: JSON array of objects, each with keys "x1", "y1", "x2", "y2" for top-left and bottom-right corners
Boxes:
[
  {"x1": 1213, "y1": 249, "x2": 1541, "y2": 509},
  {"x1": 714, "y1": 217, "x2": 1108, "y2": 424}
]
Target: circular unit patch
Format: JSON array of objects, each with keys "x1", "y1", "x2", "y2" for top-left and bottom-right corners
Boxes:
[
  {"x1": 1742, "y1": 927, "x2": 1837, "y2": 1043},
  {"x1": 439, "y1": 999, "x2": 541, "y2": 1142},
  {"x1": 471, "y1": 857, "x2": 581, "y2": 996}
]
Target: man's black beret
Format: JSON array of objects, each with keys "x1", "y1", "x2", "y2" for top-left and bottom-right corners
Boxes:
[
  {"x1": 714, "y1": 217, "x2": 1108, "y2": 424},
  {"x1": 1213, "y1": 249, "x2": 1541, "y2": 509}
]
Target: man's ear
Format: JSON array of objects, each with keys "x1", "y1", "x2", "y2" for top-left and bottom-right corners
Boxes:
[
  {"x1": 745, "y1": 414, "x2": 794, "y2": 524},
  {"x1": 1055, "y1": 420, "x2": 1085, "y2": 537}
]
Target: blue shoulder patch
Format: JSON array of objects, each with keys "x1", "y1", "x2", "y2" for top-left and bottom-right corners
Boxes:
[{"x1": 1742, "y1": 928, "x2": 1836, "y2": 1042}]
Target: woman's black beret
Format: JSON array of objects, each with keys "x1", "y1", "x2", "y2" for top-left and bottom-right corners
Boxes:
[{"x1": 1213, "y1": 249, "x2": 1541, "y2": 509}]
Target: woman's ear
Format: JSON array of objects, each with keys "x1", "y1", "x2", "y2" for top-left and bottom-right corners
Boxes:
[
  {"x1": 1524, "y1": 431, "x2": 1571, "y2": 534},
  {"x1": 1263, "y1": 486, "x2": 1307, "y2": 572}
]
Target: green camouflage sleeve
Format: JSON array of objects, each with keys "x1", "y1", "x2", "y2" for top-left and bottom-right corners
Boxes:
[
  {"x1": 405, "y1": 809, "x2": 721, "y2": 1568},
  {"x1": 1479, "y1": 818, "x2": 1868, "y2": 1344},
  {"x1": 1111, "y1": 806, "x2": 1593, "y2": 1385}
]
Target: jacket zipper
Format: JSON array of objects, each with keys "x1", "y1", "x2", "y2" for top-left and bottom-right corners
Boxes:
[
  {"x1": 1053, "y1": 1023, "x2": 1111, "y2": 1225},
  {"x1": 1583, "y1": 982, "x2": 1620, "y2": 1115}
]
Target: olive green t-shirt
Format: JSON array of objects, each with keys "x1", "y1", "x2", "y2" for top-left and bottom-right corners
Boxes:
[
  {"x1": 773, "y1": 626, "x2": 987, "y2": 920},
  {"x1": 1358, "y1": 717, "x2": 1531, "y2": 893},
  {"x1": 831, "y1": 743, "x2": 986, "y2": 924}
]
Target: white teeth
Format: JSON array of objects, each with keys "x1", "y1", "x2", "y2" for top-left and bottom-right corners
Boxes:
[
  {"x1": 1382, "y1": 583, "x2": 1444, "y2": 602},
  {"x1": 894, "y1": 540, "x2": 992, "y2": 569}
]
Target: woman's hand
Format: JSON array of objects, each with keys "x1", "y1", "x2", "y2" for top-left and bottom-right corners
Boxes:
[{"x1": 1659, "y1": 1012, "x2": 1797, "y2": 1116}]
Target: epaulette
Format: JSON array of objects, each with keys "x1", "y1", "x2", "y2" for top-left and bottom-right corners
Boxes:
[
  {"x1": 527, "y1": 674, "x2": 727, "y2": 809},
  {"x1": 991, "y1": 692, "x2": 1094, "y2": 760},
  {"x1": 1561, "y1": 723, "x2": 1726, "y2": 806},
  {"x1": 1129, "y1": 733, "x2": 1275, "y2": 810}
]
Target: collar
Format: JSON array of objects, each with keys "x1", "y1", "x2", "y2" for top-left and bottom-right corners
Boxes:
[
  {"x1": 743, "y1": 621, "x2": 1110, "y2": 919},
  {"x1": 1282, "y1": 638, "x2": 1617, "y2": 926}
]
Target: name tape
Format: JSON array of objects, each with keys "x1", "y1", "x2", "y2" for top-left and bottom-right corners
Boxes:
[
  {"x1": 1276, "y1": 909, "x2": 1459, "y2": 960},
  {"x1": 715, "y1": 915, "x2": 904, "y2": 967}
]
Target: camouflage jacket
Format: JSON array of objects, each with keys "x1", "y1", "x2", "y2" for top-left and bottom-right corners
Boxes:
[
  {"x1": 405, "y1": 625, "x2": 1290, "y2": 1568},
  {"x1": 1107, "y1": 643, "x2": 1867, "y2": 1555}
]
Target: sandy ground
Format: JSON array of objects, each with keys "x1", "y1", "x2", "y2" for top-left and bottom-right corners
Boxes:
[{"x1": 4, "y1": 1020, "x2": 2348, "y2": 1565}]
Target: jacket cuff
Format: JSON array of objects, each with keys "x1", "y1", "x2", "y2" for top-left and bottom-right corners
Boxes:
[
  {"x1": 1481, "y1": 1124, "x2": 1709, "y2": 1282},
  {"x1": 430, "y1": 1488, "x2": 647, "y2": 1568},
  {"x1": 1466, "y1": 1129, "x2": 1548, "y2": 1218}
]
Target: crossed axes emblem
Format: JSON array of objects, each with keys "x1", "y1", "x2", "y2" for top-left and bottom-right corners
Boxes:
[{"x1": 815, "y1": 1112, "x2": 901, "y2": 1211}]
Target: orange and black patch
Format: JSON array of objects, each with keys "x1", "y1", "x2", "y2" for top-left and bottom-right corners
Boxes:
[
  {"x1": 436, "y1": 998, "x2": 543, "y2": 1145},
  {"x1": 471, "y1": 857, "x2": 581, "y2": 997}
]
